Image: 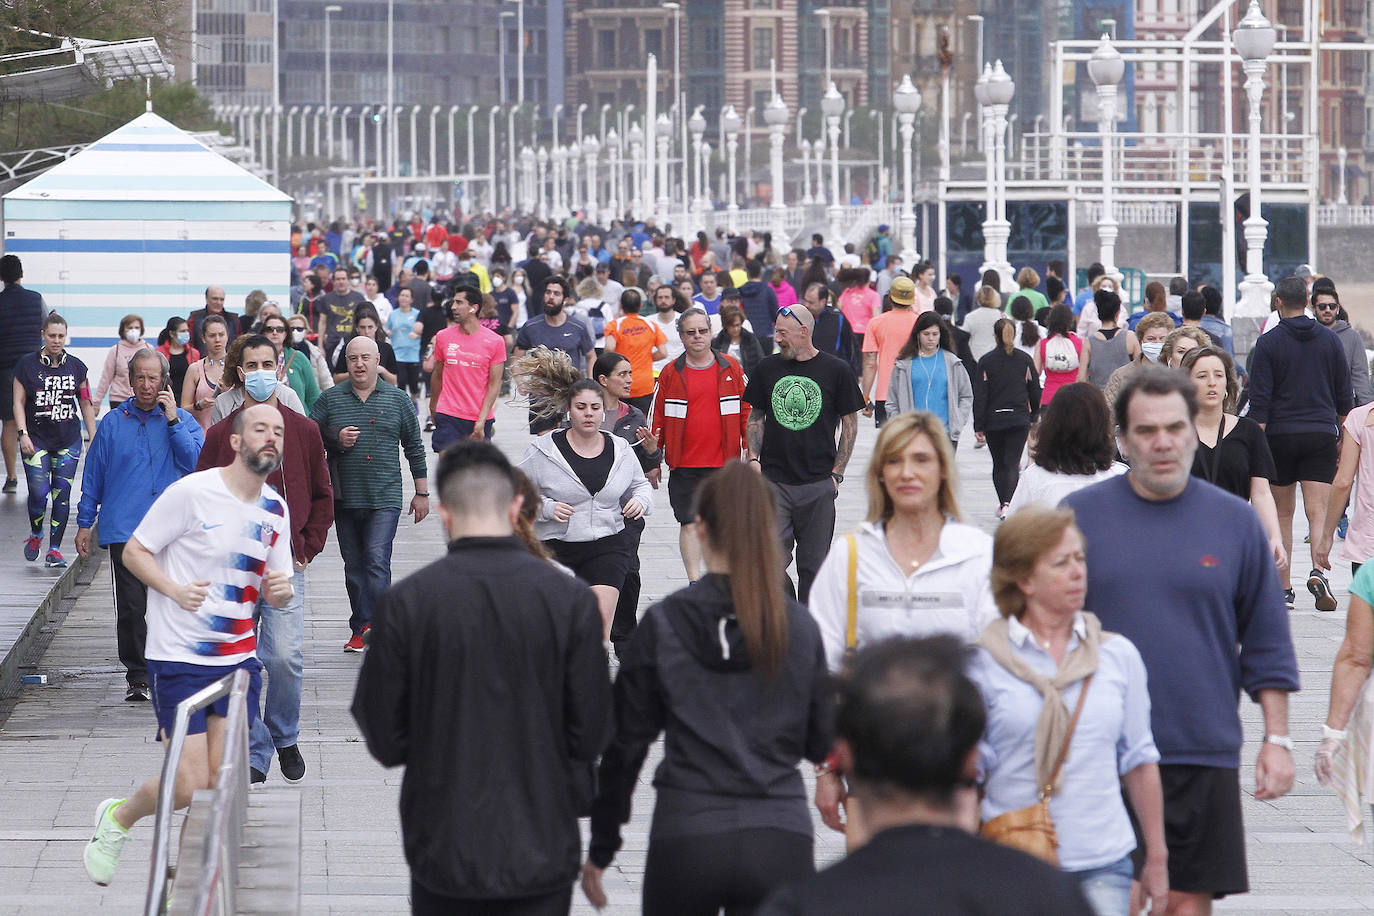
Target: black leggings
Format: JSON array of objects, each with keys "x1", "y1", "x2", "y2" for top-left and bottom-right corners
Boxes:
[
  {"x1": 411, "y1": 881, "x2": 570, "y2": 915},
  {"x1": 985, "y1": 426, "x2": 1030, "y2": 505},
  {"x1": 643, "y1": 828, "x2": 814, "y2": 916}
]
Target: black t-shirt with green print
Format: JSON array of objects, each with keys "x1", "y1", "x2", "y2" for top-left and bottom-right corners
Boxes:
[{"x1": 743, "y1": 350, "x2": 864, "y2": 485}]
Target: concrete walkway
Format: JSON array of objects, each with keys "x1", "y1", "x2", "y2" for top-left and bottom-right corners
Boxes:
[{"x1": 0, "y1": 398, "x2": 1369, "y2": 914}]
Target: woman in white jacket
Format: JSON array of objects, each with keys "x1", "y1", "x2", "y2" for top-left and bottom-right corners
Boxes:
[
  {"x1": 808, "y1": 410, "x2": 996, "y2": 837},
  {"x1": 518, "y1": 377, "x2": 653, "y2": 639}
]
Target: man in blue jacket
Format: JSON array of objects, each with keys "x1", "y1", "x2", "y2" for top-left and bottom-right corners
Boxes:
[
  {"x1": 1065, "y1": 367, "x2": 1299, "y2": 912},
  {"x1": 736, "y1": 259, "x2": 779, "y2": 356},
  {"x1": 0, "y1": 255, "x2": 45, "y2": 493},
  {"x1": 75, "y1": 350, "x2": 203, "y2": 702}
]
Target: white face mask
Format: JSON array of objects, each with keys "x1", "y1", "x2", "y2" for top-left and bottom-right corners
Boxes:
[
  {"x1": 124, "y1": 328, "x2": 141, "y2": 343},
  {"x1": 1141, "y1": 341, "x2": 1165, "y2": 362},
  {"x1": 292, "y1": 328, "x2": 306, "y2": 343}
]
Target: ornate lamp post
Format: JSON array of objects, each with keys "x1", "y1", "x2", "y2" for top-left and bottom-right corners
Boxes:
[
  {"x1": 582, "y1": 135, "x2": 600, "y2": 218},
  {"x1": 984, "y1": 61, "x2": 1015, "y2": 286},
  {"x1": 893, "y1": 74, "x2": 922, "y2": 266},
  {"x1": 801, "y1": 140, "x2": 813, "y2": 204},
  {"x1": 627, "y1": 122, "x2": 644, "y2": 215},
  {"x1": 1233, "y1": 0, "x2": 1277, "y2": 322},
  {"x1": 974, "y1": 65, "x2": 996, "y2": 279},
  {"x1": 655, "y1": 114, "x2": 672, "y2": 215},
  {"x1": 1088, "y1": 33, "x2": 1125, "y2": 285},
  {"x1": 1338, "y1": 146, "x2": 1349, "y2": 205},
  {"x1": 764, "y1": 91, "x2": 789, "y2": 243},
  {"x1": 567, "y1": 139, "x2": 581, "y2": 216},
  {"x1": 822, "y1": 82, "x2": 846, "y2": 244},
  {"x1": 520, "y1": 146, "x2": 536, "y2": 214},
  {"x1": 722, "y1": 105, "x2": 741, "y2": 212},
  {"x1": 536, "y1": 146, "x2": 548, "y2": 219},
  {"x1": 606, "y1": 128, "x2": 621, "y2": 218},
  {"x1": 689, "y1": 106, "x2": 708, "y2": 216}
]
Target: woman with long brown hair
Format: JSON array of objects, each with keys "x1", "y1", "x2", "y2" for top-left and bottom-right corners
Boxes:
[{"x1": 581, "y1": 462, "x2": 832, "y2": 915}]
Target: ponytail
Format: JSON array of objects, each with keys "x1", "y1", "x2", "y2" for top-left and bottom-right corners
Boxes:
[{"x1": 695, "y1": 463, "x2": 788, "y2": 681}]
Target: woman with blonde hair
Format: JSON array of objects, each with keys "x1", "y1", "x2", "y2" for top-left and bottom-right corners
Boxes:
[
  {"x1": 1013, "y1": 266, "x2": 1050, "y2": 316},
  {"x1": 1161, "y1": 325, "x2": 1211, "y2": 368},
  {"x1": 581, "y1": 463, "x2": 831, "y2": 915},
  {"x1": 970, "y1": 506, "x2": 1167, "y2": 915},
  {"x1": 807, "y1": 411, "x2": 996, "y2": 836}
]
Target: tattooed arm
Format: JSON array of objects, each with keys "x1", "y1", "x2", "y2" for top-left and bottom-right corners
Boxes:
[
  {"x1": 834, "y1": 412, "x2": 858, "y2": 477},
  {"x1": 746, "y1": 410, "x2": 766, "y2": 464}
]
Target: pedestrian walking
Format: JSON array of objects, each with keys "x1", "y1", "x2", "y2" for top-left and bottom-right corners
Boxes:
[
  {"x1": 1035, "y1": 304, "x2": 1090, "y2": 405},
  {"x1": 428, "y1": 284, "x2": 505, "y2": 449},
  {"x1": 1084, "y1": 290, "x2": 1138, "y2": 393},
  {"x1": 976, "y1": 317, "x2": 1042, "y2": 517},
  {"x1": 0, "y1": 254, "x2": 45, "y2": 494},
  {"x1": 352, "y1": 440, "x2": 612, "y2": 915},
  {"x1": 11, "y1": 311, "x2": 98, "y2": 568},
  {"x1": 744, "y1": 303, "x2": 865, "y2": 602},
  {"x1": 155, "y1": 317, "x2": 200, "y2": 404},
  {"x1": 1102, "y1": 312, "x2": 1175, "y2": 430},
  {"x1": 1065, "y1": 366, "x2": 1300, "y2": 911},
  {"x1": 971, "y1": 506, "x2": 1167, "y2": 915},
  {"x1": 82, "y1": 404, "x2": 294, "y2": 887},
  {"x1": 1008, "y1": 383, "x2": 1126, "y2": 514},
  {"x1": 310, "y1": 336, "x2": 430, "y2": 652},
  {"x1": 886, "y1": 311, "x2": 975, "y2": 448},
  {"x1": 76, "y1": 349, "x2": 204, "y2": 701},
  {"x1": 582, "y1": 463, "x2": 833, "y2": 915},
  {"x1": 91, "y1": 314, "x2": 152, "y2": 410},
  {"x1": 260, "y1": 314, "x2": 321, "y2": 413},
  {"x1": 196, "y1": 334, "x2": 334, "y2": 784},
  {"x1": 181, "y1": 314, "x2": 230, "y2": 432},
  {"x1": 860, "y1": 276, "x2": 919, "y2": 427},
  {"x1": 604, "y1": 287, "x2": 669, "y2": 415}
]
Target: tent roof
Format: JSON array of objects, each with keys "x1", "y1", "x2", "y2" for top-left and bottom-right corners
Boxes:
[{"x1": 3, "y1": 111, "x2": 291, "y2": 203}]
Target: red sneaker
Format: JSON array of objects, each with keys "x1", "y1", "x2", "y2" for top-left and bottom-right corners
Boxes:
[{"x1": 343, "y1": 633, "x2": 366, "y2": 653}]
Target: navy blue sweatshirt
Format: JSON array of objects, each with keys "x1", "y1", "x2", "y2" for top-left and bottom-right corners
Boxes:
[
  {"x1": 1248, "y1": 315, "x2": 1353, "y2": 435},
  {"x1": 1064, "y1": 475, "x2": 1299, "y2": 768}
]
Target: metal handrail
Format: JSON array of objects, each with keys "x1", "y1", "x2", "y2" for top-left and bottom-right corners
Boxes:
[{"x1": 143, "y1": 669, "x2": 250, "y2": 916}]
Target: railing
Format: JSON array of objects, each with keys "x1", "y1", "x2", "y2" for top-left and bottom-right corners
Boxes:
[
  {"x1": 1317, "y1": 204, "x2": 1374, "y2": 226},
  {"x1": 1015, "y1": 131, "x2": 1314, "y2": 188},
  {"x1": 145, "y1": 669, "x2": 251, "y2": 916},
  {"x1": 1079, "y1": 201, "x2": 1179, "y2": 226}
]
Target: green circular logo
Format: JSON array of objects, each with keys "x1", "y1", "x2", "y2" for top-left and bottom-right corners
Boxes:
[{"x1": 771, "y1": 375, "x2": 824, "y2": 431}]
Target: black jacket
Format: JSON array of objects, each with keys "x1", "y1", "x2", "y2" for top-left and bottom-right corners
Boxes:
[
  {"x1": 712, "y1": 327, "x2": 767, "y2": 376},
  {"x1": 0, "y1": 283, "x2": 43, "y2": 371},
  {"x1": 589, "y1": 575, "x2": 833, "y2": 867},
  {"x1": 976, "y1": 346, "x2": 1041, "y2": 433},
  {"x1": 1248, "y1": 314, "x2": 1354, "y2": 435},
  {"x1": 352, "y1": 537, "x2": 613, "y2": 899},
  {"x1": 812, "y1": 306, "x2": 862, "y2": 376}
]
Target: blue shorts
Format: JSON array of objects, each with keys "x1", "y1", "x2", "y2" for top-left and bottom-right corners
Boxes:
[
  {"x1": 432, "y1": 413, "x2": 494, "y2": 452},
  {"x1": 148, "y1": 658, "x2": 262, "y2": 739}
]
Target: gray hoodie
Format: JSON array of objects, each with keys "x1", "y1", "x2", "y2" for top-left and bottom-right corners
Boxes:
[
  {"x1": 1329, "y1": 318, "x2": 1374, "y2": 407},
  {"x1": 518, "y1": 431, "x2": 654, "y2": 542}
]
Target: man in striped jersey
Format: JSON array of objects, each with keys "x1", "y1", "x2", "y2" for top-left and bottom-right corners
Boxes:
[{"x1": 82, "y1": 403, "x2": 296, "y2": 887}]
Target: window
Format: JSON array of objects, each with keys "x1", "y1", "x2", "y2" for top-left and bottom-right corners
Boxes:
[
  {"x1": 752, "y1": 27, "x2": 773, "y2": 70},
  {"x1": 645, "y1": 28, "x2": 662, "y2": 57},
  {"x1": 597, "y1": 29, "x2": 615, "y2": 68}
]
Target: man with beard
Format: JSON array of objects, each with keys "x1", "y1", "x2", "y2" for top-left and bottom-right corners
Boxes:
[
  {"x1": 513, "y1": 276, "x2": 595, "y2": 433},
  {"x1": 650, "y1": 284, "x2": 687, "y2": 374},
  {"x1": 744, "y1": 304, "x2": 864, "y2": 602},
  {"x1": 82, "y1": 403, "x2": 296, "y2": 887}
]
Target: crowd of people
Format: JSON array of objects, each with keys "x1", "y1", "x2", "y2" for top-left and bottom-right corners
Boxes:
[{"x1": 0, "y1": 202, "x2": 1368, "y2": 916}]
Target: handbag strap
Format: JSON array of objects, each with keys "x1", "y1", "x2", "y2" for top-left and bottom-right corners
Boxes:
[
  {"x1": 845, "y1": 533, "x2": 859, "y2": 652},
  {"x1": 1042, "y1": 673, "x2": 1093, "y2": 799}
]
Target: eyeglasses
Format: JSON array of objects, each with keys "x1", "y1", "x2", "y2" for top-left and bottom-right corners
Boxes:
[
  {"x1": 682, "y1": 327, "x2": 712, "y2": 337},
  {"x1": 264, "y1": 325, "x2": 288, "y2": 333},
  {"x1": 1313, "y1": 302, "x2": 1339, "y2": 311}
]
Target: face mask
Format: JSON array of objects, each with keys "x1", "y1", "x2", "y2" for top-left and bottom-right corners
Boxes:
[
  {"x1": 1100, "y1": 283, "x2": 1116, "y2": 293},
  {"x1": 1142, "y1": 341, "x2": 1165, "y2": 362},
  {"x1": 124, "y1": 328, "x2": 141, "y2": 343},
  {"x1": 243, "y1": 368, "x2": 277, "y2": 402},
  {"x1": 291, "y1": 329, "x2": 306, "y2": 343},
  {"x1": 176, "y1": 331, "x2": 190, "y2": 346},
  {"x1": 493, "y1": 276, "x2": 505, "y2": 287}
]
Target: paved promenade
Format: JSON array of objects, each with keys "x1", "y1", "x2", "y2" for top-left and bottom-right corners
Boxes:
[{"x1": 0, "y1": 398, "x2": 1370, "y2": 914}]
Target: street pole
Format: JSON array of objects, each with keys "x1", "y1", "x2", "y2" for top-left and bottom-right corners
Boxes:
[
  {"x1": 764, "y1": 69, "x2": 788, "y2": 246},
  {"x1": 823, "y1": 82, "x2": 844, "y2": 243},
  {"x1": 1233, "y1": 0, "x2": 1277, "y2": 324},
  {"x1": 1338, "y1": 146, "x2": 1348, "y2": 204},
  {"x1": 1089, "y1": 34, "x2": 1125, "y2": 285},
  {"x1": 324, "y1": 5, "x2": 340, "y2": 161},
  {"x1": 467, "y1": 104, "x2": 479, "y2": 180},
  {"x1": 893, "y1": 75, "x2": 921, "y2": 264},
  {"x1": 488, "y1": 105, "x2": 501, "y2": 212},
  {"x1": 988, "y1": 61, "x2": 1015, "y2": 285},
  {"x1": 386, "y1": 0, "x2": 394, "y2": 185},
  {"x1": 656, "y1": 115, "x2": 672, "y2": 216},
  {"x1": 722, "y1": 106, "x2": 741, "y2": 212},
  {"x1": 499, "y1": 11, "x2": 512, "y2": 104},
  {"x1": 974, "y1": 65, "x2": 997, "y2": 280}
]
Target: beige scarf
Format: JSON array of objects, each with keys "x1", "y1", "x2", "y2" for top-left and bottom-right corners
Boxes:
[{"x1": 977, "y1": 612, "x2": 1112, "y2": 795}]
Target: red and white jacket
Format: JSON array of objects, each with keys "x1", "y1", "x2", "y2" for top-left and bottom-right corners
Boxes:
[{"x1": 650, "y1": 351, "x2": 750, "y2": 469}]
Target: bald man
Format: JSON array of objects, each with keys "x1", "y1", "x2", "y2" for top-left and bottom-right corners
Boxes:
[
  {"x1": 188, "y1": 285, "x2": 241, "y2": 353},
  {"x1": 310, "y1": 335, "x2": 430, "y2": 652}
]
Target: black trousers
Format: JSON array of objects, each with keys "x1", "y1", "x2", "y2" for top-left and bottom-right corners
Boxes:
[
  {"x1": 411, "y1": 881, "x2": 571, "y2": 916},
  {"x1": 108, "y1": 542, "x2": 149, "y2": 686},
  {"x1": 985, "y1": 426, "x2": 1030, "y2": 505},
  {"x1": 642, "y1": 828, "x2": 814, "y2": 916},
  {"x1": 610, "y1": 516, "x2": 644, "y2": 652}
]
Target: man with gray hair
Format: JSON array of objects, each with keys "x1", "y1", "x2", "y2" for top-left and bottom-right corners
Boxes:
[
  {"x1": 1248, "y1": 274, "x2": 1354, "y2": 609},
  {"x1": 76, "y1": 348, "x2": 204, "y2": 702}
]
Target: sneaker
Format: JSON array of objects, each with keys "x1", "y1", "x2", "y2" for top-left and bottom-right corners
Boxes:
[
  {"x1": 124, "y1": 683, "x2": 150, "y2": 702},
  {"x1": 997, "y1": 503, "x2": 1009, "y2": 521},
  {"x1": 23, "y1": 535, "x2": 40, "y2": 561},
  {"x1": 1283, "y1": 588, "x2": 1296, "y2": 609},
  {"x1": 45, "y1": 547, "x2": 66, "y2": 568},
  {"x1": 423, "y1": 420, "x2": 436, "y2": 432},
  {"x1": 344, "y1": 633, "x2": 366, "y2": 653},
  {"x1": 83, "y1": 798, "x2": 129, "y2": 886},
  {"x1": 278, "y1": 744, "x2": 306, "y2": 782},
  {"x1": 2, "y1": 477, "x2": 15, "y2": 494},
  {"x1": 1307, "y1": 569, "x2": 1338, "y2": 612},
  {"x1": 250, "y1": 766, "x2": 267, "y2": 785},
  {"x1": 360, "y1": 624, "x2": 371, "y2": 645}
]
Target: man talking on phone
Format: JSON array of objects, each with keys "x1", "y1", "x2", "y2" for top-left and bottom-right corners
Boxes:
[{"x1": 76, "y1": 349, "x2": 204, "y2": 702}]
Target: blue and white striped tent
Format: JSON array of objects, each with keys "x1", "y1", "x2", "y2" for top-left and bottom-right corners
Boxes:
[{"x1": 1, "y1": 111, "x2": 292, "y2": 362}]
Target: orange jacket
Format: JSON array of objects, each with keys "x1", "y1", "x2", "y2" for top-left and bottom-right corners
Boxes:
[{"x1": 650, "y1": 352, "x2": 750, "y2": 468}]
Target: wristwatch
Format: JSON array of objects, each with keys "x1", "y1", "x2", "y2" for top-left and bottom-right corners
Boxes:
[
  {"x1": 1263, "y1": 734, "x2": 1294, "y2": 752},
  {"x1": 830, "y1": 472, "x2": 844, "y2": 484},
  {"x1": 17, "y1": 429, "x2": 26, "y2": 438}
]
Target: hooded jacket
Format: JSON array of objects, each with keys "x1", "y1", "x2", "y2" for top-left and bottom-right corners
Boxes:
[
  {"x1": 1248, "y1": 315, "x2": 1353, "y2": 436},
  {"x1": 1328, "y1": 318, "x2": 1374, "y2": 407},
  {"x1": 517, "y1": 430, "x2": 654, "y2": 542},
  {"x1": 738, "y1": 279, "x2": 779, "y2": 338},
  {"x1": 887, "y1": 349, "x2": 975, "y2": 441},
  {"x1": 589, "y1": 575, "x2": 833, "y2": 867}
]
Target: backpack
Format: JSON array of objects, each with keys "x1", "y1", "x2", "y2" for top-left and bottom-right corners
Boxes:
[
  {"x1": 587, "y1": 303, "x2": 607, "y2": 338},
  {"x1": 1043, "y1": 334, "x2": 1079, "y2": 373},
  {"x1": 862, "y1": 237, "x2": 880, "y2": 264}
]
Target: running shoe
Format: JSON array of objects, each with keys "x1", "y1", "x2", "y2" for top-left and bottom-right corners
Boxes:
[
  {"x1": 1307, "y1": 569, "x2": 1338, "y2": 612},
  {"x1": 423, "y1": 420, "x2": 436, "y2": 432},
  {"x1": 1283, "y1": 588, "x2": 1296, "y2": 609},
  {"x1": 360, "y1": 624, "x2": 372, "y2": 645},
  {"x1": 2, "y1": 477, "x2": 15, "y2": 494},
  {"x1": 124, "y1": 683, "x2": 149, "y2": 702},
  {"x1": 278, "y1": 744, "x2": 306, "y2": 782},
  {"x1": 83, "y1": 798, "x2": 129, "y2": 886},
  {"x1": 344, "y1": 633, "x2": 366, "y2": 653},
  {"x1": 23, "y1": 535, "x2": 40, "y2": 561},
  {"x1": 250, "y1": 766, "x2": 267, "y2": 785},
  {"x1": 45, "y1": 548, "x2": 66, "y2": 568}
]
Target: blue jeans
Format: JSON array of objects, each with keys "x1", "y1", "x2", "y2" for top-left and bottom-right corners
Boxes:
[
  {"x1": 249, "y1": 568, "x2": 305, "y2": 772},
  {"x1": 334, "y1": 505, "x2": 401, "y2": 635},
  {"x1": 1071, "y1": 853, "x2": 1133, "y2": 916}
]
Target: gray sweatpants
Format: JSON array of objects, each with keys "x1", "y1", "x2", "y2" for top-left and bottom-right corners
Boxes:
[{"x1": 772, "y1": 476, "x2": 837, "y2": 604}]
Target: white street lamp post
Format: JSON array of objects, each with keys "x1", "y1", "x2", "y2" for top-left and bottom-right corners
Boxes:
[
  {"x1": 893, "y1": 74, "x2": 922, "y2": 265},
  {"x1": 324, "y1": 5, "x2": 341, "y2": 161},
  {"x1": 689, "y1": 106, "x2": 708, "y2": 217},
  {"x1": 1337, "y1": 146, "x2": 1348, "y2": 205},
  {"x1": 508, "y1": 106, "x2": 519, "y2": 213},
  {"x1": 655, "y1": 114, "x2": 672, "y2": 215},
  {"x1": 701, "y1": 140, "x2": 712, "y2": 215},
  {"x1": 822, "y1": 81, "x2": 845, "y2": 246},
  {"x1": 801, "y1": 140, "x2": 813, "y2": 204},
  {"x1": 466, "y1": 104, "x2": 479, "y2": 179},
  {"x1": 974, "y1": 65, "x2": 996, "y2": 281},
  {"x1": 521, "y1": 146, "x2": 535, "y2": 214},
  {"x1": 551, "y1": 146, "x2": 565, "y2": 217},
  {"x1": 583, "y1": 135, "x2": 600, "y2": 219},
  {"x1": 606, "y1": 129, "x2": 621, "y2": 217},
  {"x1": 1233, "y1": 0, "x2": 1277, "y2": 321},
  {"x1": 567, "y1": 140, "x2": 581, "y2": 216},
  {"x1": 429, "y1": 104, "x2": 440, "y2": 178},
  {"x1": 1089, "y1": 33, "x2": 1125, "y2": 285},
  {"x1": 764, "y1": 90, "x2": 789, "y2": 244},
  {"x1": 628, "y1": 122, "x2": 644, "y2": 215},
  {"x1": 536, "y1": 146, "x2": 548, "y2": 218},
  {"x1": 488, "y1": 105, "x2": 501, "y2": 212},
  {"x1": 722, "y1": 105, "x2": 741, "y2": 211},
  {"x1": 744, "y1": 106, "x2": 755, "y2": 206}
]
